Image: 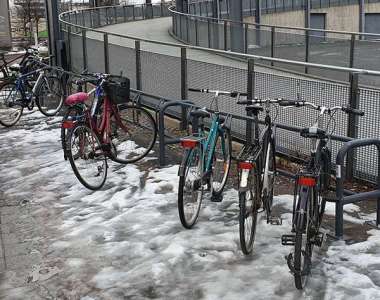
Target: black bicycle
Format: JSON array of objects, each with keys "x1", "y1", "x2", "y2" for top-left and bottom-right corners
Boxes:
[
  {"x1": 280, "y1": 100, "x2": 364, "y2": 289},
  {"x1": 236, "y1": 96, "x2": 283, "y2": 254}
]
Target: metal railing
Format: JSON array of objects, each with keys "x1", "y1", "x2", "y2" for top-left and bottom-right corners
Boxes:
[
  {"x1": 59, "y1": 3, "x2": 380, "y2": 183},
  {"x1": 170, "y1": 4, "x2": 380, "y2": 85}
]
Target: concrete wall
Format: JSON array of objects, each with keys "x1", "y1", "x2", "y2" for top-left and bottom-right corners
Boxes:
[
  {"x1": 244, "y1": 2, "x2": 380, "y2": 38},
  {"x1": 0, "y1": 0, "x2": 12, "y2": 49}
]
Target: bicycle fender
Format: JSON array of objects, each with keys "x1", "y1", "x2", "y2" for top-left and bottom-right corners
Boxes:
[
  {"x1": 239, "y1": 169, "x2": 250, "y2": 190},
  {"x1": 178, "y1": 150, "x2": 191, "y2": 177}
]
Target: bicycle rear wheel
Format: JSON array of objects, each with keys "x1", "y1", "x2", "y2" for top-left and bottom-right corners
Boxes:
[
  {"x1": 239, "y1": 169, "x2": 260, "y2": 255},
  {"x1": 36, "y1": 75, "x2": 64, "y2": 116},
  {"x1": 110, "y1": 105, "x2": 157, "y2": 164},
  {"x1": 178, "y1": 146, "x2": 204, "y2": 229},
  {"x1": 67, "y1": 123, "x2": 107, "y2": 190},
  {"x1": 211, "y1": 128, "x2": 232, "y2": 198},
  {"x1": 0, "y1": 82, "x2": 23, "y2": 127}
]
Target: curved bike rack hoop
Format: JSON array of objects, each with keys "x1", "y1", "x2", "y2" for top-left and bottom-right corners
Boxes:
[{"x1": 335, "y1": 138, "x2": 380, "y2": 238}]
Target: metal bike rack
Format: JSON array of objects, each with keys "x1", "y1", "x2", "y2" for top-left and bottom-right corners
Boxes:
[
  {"x1": 334, "y1": 138, "x2": 380, "y2": 238},
  {"x1": 158, "y1": 100, "x2": 194, "y2": 166}
]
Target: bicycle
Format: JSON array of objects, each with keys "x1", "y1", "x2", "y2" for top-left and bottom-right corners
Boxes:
[
  {"x1": 0, "y1": 48, "x2": 40, "y2": 83},
  {"x1": 279, "y1": 100, "x2": 364, "y2": 289},
  {"x1": 64, "y1": 73, "x2": 157, "y2": 190},
  {"x1": 0, "y1": 62, "x2": 64, "y2": 127},
  {"x1": 178, "y1": 88, "x2": 232, "y2": 229},
  {"x1": 235, "y1": 96, "x2": 283, "y2": 255}
]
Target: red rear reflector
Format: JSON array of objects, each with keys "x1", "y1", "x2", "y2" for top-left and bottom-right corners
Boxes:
[
  {"x1": 298, "y1": 177, "x2": 316, "y2": 186},
  {"x1": 238, "y1": 161, "x2": 254, "y2": 170},
  {"x1": 180, "y1": 139, "x2": 198, "y2": 149},
  {"x1": 62, "y1": 121, "x2": 74, "y2": 129}
]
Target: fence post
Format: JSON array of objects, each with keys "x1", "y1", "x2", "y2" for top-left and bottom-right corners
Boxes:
[
  {"x1": 114, "y1": 6, "x2": 117, "y2": 24},
  {"x1": 82, "y1": 29, "x2": 88, "y2": 71},
  {"x1": 195, "y1": 19, "x2": 199, "y2": 46},
  {"x1": 82, "y1": 10, "x2": 85, "y2": 26},
  {"x1": 67, "y1": 26, "x2": 72, "y2": 71},
  {"x1": 180, "y1": 48, "x2": 188, "y2": 130},
  {"x1": 132, "y1": 6, "x2": 135, "y2": 20},
  {"x1": 271, "y1": 26, "x2": 275, "y2": 66},
  {"x1": 208, "y1": 19, "x2": 211, "y2": 48},
  {"x1": 349, "y1": 34, "x2": 355, "y2": 68},
  {"x1": 103, "y1": 33, "x2": 109, "y2": 73},
  {"x1": 224, "y1": 20, "x2": 228, "y2": 51},
  {"x1": 244, "y1": 23, "x2": 248, "y2": 54},
  {"x1": 246, "y1": 59, "x2": 255, "y2": 146},
  {"x1": 186, "y1": 15, "x2": 190, "y2": 42},
  {"x1": 346, "y1": 72, "x2": 360, "y2": 179},
  {"x1": 123, "y1": 6, "x2": 127, "y2": 22},
  {"x1": 135, "y1": 40, "x2": 142, "y2": 91},
  {"x1": 305, "y1": 30, "x2": 310, "y2": 74},
  {"x1": 97, "y1": 9, "x2": 101, "y2": 26},
  {"x1": 105, "y1": 7, "x2": 109, "y2": 25}
]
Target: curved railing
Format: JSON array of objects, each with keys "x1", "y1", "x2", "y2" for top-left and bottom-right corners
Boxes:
[
  {"x1": 59, "y1": 3, "x2": 380, "y2": 182},
  {"x1": 169, "y1": 4, "x2": 380, "y2": 83}
]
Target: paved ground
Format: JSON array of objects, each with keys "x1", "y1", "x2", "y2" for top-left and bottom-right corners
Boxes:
[{"x1": 1, "y1": 109, "x2": 380, "y2": 299}]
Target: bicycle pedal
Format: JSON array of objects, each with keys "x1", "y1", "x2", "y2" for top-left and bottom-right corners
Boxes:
[
  {"x1": 281, "y1": 234, "x2": 295, "y2": 246},
  {"x1": 211, "y1": 193, "x2": 223, "y2": 202},
  {"x1": 313, "y1": 232, "x2": 325, "y2": 247},
  {"x1": 269, "y1": 216, "x2": 282, "y2": 225}
]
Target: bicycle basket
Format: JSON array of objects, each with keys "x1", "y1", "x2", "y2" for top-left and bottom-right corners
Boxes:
[{"x1": 104, "y1": 75, "x2": 130, "y2": 105}]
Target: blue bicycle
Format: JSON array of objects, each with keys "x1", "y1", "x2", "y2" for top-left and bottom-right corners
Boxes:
[
  {"x1": 0, "y1": 63, "x2": 64, "y2": 127},
  {"x1": 178, "y1": 88, "x2": 232, "y2": 228}
]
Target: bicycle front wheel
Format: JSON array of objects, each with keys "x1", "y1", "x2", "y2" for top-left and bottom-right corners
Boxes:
[
  {"x1": 178, "y1": 146, "x2": 204, "y2": 229},
  {"x1": 211, "y1": 128, "x2": 232, "y2": 198},
  {"x1": 67, "y1": 123, "x2": 107, "y2": 190},
  {"x1": 36, "y1": 76, "x2": 64, "y2": 116},
  {"x1": 239, "y1": 170, "x2": 260, "y2": 255},
  {"x1": 0, "y1": 82, "x2": 23, "y2": 127},
  {"x1": 262, "y1": 141, "x2": 276, "y2": 220},
  {"x1": 110, "y1": 105, "x2": 157, "y2": 164}
]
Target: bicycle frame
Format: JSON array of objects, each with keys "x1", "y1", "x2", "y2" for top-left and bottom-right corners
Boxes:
[
  {"x1": 198, "y1": 113, "x2": 225, "y2": 175},
  {"x1": 87, "y1": 85, "x2": 129, "y2": 147}
]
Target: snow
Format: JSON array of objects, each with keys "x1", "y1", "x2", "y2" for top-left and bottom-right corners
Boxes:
[{"x1": 1, "y1": 110, "x2": 380, "y2": 298}]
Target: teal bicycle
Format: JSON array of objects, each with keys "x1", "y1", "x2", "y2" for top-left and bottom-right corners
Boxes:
[{"x1": 178, "y1": 88, "x2": 232, "y2": 228}]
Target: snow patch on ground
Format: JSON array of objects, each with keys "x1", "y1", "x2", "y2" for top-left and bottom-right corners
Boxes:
[{"x1": 1, "y1": 110, "x2": 380, "y2": 299}]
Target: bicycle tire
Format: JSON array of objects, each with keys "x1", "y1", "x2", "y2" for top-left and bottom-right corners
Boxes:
[
  {"x1": 35, "y1": 75, "x2": 64, "y2": 117},
  {"x1": 293, "y1": 187, "x2": 312, "y2": 289},
  {"x1": 178, "y1": 147, "x2": 204, "y2": 229},
  {"x1": 211, "y1": 128, "x2": 232, "y2": 197},
  {"x1": 61, "y1": 105, "x2": 84, "y2": 159},
  {"x1": 109, "y1": 105, "x2": 157, "y2": 164},
  {"x1": 239, "y1": 169, "x2": 260, "y2": 255},
  {"x1": 263, "y1": 141, "x2": 276, "y2": 221},
  {"x1": 67, "y1": 123, "x2": 107, "y2": 190},
  {"x1": 0, "y1": 82, "x2": 23, "y2": 127}
]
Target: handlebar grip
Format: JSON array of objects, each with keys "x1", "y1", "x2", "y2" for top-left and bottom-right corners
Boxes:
[
  {"x1": 278, "y1": 99, "x2": 302, "y2": 107},
  {"x1": 230, "y1": 91, "x2": 248, "y2": 98},
  {"x1": 188, "y1": 88, "x2": 203, "y2": 93},
  {"x1": 342, "y1": 106, "x2": 365, "y2": 116},
  {"x1": 236, "y1": 100, "x2": 252, "y2": 105}
]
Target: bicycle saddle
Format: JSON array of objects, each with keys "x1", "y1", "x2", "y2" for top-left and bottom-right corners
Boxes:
[
  {"x1": 246, "y1": 104, "x2": 263, "y2": 113},
  {"x1": 9, "y1": 64, "x2": 20, "y2": 72},
  {"x1": 190, "y1": 109, "x2": 210, "y2": 119},
  {"x1": 65, "y1": 92, "x2": 89, "y2": 106},
  {"x1": 300, "y1": 127, "x2": 327, "y2": 139}
]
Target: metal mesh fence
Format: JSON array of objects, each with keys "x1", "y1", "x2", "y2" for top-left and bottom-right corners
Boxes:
[
  {"x1": 62, "y1": 3, "x2": 380, "y2": 182},
  {"x1": 140, "y1": 50, "x2": 181, "y2": 100}
]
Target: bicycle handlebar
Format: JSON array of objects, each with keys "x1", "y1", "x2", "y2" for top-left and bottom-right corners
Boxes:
[
  {"x1": 279, "y1": 99, "x2": 365, "y2": 116},
  {"x1": 188, "y1": 88, "x2": 247, "y2": 98},
  {"x1": 236, "y1": 98, "x2": 283, "y2": 105}
]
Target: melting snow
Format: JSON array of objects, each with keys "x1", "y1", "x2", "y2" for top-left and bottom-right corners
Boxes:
[{"x1": 1, "y1": 110, "x2": 380, "y2": 299}]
